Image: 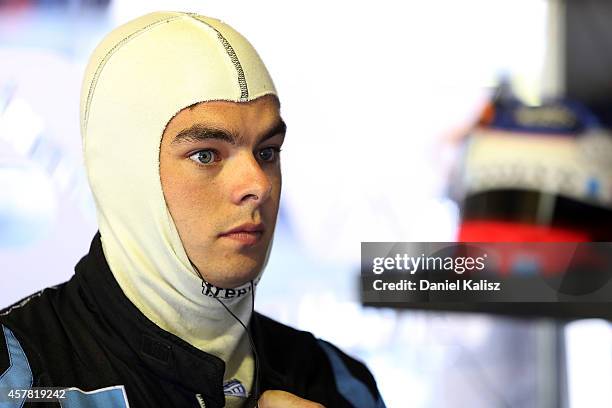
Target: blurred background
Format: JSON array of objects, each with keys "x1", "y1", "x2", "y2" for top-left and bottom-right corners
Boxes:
[{"x1": 1, "y1": 0, "x2": 611, "y2": 407}]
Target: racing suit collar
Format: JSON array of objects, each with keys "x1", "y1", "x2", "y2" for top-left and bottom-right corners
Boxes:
[{"x1": 75, "y1": 232, "x2": 227, "y2": 406}]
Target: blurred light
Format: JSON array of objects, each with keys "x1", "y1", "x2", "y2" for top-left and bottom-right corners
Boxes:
[
  {"x1": 565, "y1": 319, "x2": 612, "y2": 408},
  {"x1": 297, "y1": 293, "x2": 397, "y2": 349},
  {"x1": 0, "y1": 97, "x2": 44, "y2": 156},
  {"x1": 0, "y1": 159, "x2": 58, "y2": 247}
]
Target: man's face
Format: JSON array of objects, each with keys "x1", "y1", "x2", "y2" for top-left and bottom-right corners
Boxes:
[{"x1": 160, "y1": 94, "x2": 285, "y2": 289}]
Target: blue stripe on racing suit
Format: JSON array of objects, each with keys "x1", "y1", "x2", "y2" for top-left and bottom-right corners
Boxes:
[
  {"x1": 318, "y1": 340, "x2": 386, "y2": 408},
  {"x1": 1, "y1": 325, "x2": 129, "y2": 408},
  {"x1": 0, "y1": 325, "x2": 33, "y2": 408}
]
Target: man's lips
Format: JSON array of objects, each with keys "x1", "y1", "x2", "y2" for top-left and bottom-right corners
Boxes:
[{"x1": 219, "y1": 223, "x2": 264, "y2": 245}]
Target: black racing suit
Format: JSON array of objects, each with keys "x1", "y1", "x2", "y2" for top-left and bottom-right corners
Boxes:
[{"x1": 0, "y1": 234, "x2": 385, "y2": 407}]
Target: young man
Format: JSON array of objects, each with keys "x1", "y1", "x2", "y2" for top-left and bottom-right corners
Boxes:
[{"x1": 0, "y1": 11, "x2": 385, "y2": 408}]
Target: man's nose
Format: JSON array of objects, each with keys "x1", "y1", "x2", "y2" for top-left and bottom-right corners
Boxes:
[{"x1": 230, "y1": 152, "x2": 272, "y2": 205}]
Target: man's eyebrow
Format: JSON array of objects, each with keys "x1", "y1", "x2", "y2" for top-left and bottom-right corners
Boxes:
[
  {"x1": 259, "y1": 120, "x2": 287, "y2": 143},
  {"x1": 171, "y1": 125, "x2": 237, "y2": 145},
  {"x1": 171, "y1": 119, "x2": 287, "y2": 146}
]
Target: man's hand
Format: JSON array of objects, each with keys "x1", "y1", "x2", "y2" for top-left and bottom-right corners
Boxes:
[{"x1": 257, "y1": 390, "x2": 326, "y2": 408}]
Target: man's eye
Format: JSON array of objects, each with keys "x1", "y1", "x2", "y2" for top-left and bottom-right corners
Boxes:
[
  {"x1": 259, "y1": 147, "x2": 280, "y2": 162},
  {"x1": 189, "y1": 149, "x2": 218, "y2": 165}
]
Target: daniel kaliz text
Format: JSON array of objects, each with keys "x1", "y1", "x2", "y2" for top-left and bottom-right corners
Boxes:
[{"x1": 373, "y1": 279, "x2": 501, "y2": 291}]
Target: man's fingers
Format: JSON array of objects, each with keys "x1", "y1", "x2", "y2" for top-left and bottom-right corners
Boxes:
[{"x1": 257, "y1": 390, "x2": 326, "y2": 408}]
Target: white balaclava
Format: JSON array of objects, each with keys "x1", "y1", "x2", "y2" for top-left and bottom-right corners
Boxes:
[{"x1": 80, "y1": 11, "x2": 277, "y2": 404}]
